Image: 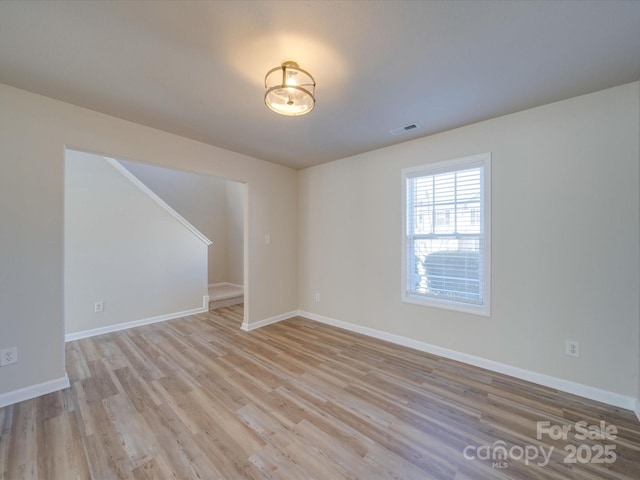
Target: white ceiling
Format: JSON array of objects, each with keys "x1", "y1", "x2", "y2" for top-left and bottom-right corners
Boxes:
[{"x1": 1, "y1": 1, "x2": 639, "y2": 170}]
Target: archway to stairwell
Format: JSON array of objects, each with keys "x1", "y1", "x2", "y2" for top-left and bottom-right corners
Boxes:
[
  {"x1": 117, "y1": 158, "x2": 247, "y2": 316},
  {"x1": 63, "y1": 148, "x2": 248, "y2": 338}
]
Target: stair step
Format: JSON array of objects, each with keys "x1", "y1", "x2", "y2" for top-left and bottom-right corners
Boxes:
[{"x1": 209, "y1": 295, "x2": 244, "y2": 311}]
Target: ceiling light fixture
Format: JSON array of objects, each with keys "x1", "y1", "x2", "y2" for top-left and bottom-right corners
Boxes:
[{"x1": 264, "y1": 61, "x2": 316, "y2": 116}]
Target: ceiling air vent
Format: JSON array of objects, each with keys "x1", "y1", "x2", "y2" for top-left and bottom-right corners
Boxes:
[{"x1": 390, "y1": 123, "x2": 421, "y2": 136}]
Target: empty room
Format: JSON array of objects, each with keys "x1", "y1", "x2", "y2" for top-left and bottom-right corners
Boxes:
[{"x1": 1, "y1": 1, "x2": 640, "y2": 479}]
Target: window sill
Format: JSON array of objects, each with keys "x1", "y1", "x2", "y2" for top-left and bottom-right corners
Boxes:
[{"x1": 402, "y1": 293, "x2": 490, "y2": 317}]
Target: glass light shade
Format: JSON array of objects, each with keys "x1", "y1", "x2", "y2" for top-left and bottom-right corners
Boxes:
[{"x1": 264, "y1": 61, "x2": 315, "y2": 116}]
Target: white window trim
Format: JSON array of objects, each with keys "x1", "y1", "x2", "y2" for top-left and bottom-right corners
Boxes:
[{"x1": 401, "y1": 153, "x2": 491, "y2": 316}]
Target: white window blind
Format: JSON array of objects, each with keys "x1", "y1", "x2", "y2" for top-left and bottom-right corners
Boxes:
[{"x1": 402, "y1": 153, "x2": 490, "y2": 315}]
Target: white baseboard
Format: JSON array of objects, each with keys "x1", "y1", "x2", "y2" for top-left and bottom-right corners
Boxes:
[
  {"x1": 241, "y1": 310, "x2": 297, "y2": 332},
  {"x1": 298, "y1": 310, "x2": 638, "y2": 413},
  {"x1": 65, "y1": 296, "x2": 210, "y2": 342},
  {"x1": 64, "y1": 299, "x2": 636, "y2": 416},
  {"x1": 0, "y1": 374, "x2": 70, "y2": 409}
]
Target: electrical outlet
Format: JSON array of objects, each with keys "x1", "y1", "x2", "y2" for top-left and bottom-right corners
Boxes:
[
  {"x1": 565, "y1": 340, "x2": 580, "y2": 357},
  {"x1": 0, "y1": 347, "x2": 18, "y2": 366},
  {"x1": 94, "y1": 301, "x2": 104, "y2": 313},
  {"x1": 315, "y1": 293, "x2": 320, "y2": 302}
]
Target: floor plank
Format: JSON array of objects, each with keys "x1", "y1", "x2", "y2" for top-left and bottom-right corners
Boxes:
[{"x1": 1, "y1": 305, "x2": 639, "y2": 479}]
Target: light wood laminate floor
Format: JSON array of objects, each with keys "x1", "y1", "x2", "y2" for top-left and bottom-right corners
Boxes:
[{"x1": 1, "y1": 305, "x2": 639, "y2": 479}]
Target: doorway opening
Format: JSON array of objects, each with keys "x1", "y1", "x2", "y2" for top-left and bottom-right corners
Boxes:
[
  {"x1": 118, "y1": 158, "x2": 246, "y2": 316},
  {"x1": 64, "y1": 149, "x2": 248, "y2": 338}
]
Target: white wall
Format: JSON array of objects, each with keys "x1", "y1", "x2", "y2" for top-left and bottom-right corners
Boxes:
[
  {"x1": 299, "y1": 83, "x2": 640, "y2": 400},
  {"x1": 2, "y1": 78, "x2": 637, "y2": 410},
  {"x1": 117, "y1": 159, "x2": 244, "y2": 286},
  {"x1": 65, "y1": 151, "x2": 209, "y2": 335},
  {"x1": 0, "y1": 83, "x2": 297, "y2": 403},
  {"x1": 637, "y1": 81, "x2": 640, "y2": 417},
  {"x1": 225, "y1": 180, "x2": 245, "y2": 286}
]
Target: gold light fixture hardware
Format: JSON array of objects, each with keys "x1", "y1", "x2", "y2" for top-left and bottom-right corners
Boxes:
[{"x1": 264, "y1": 61, "x2": 316, "y2": 116}]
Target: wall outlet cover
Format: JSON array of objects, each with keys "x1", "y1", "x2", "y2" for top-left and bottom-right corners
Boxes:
[
  {"x1": 565, "y1": 340, "x2": 580, "y2": 357},
  {"x1": 0, "y1": 347, "x2": 18, "y2": 366}
]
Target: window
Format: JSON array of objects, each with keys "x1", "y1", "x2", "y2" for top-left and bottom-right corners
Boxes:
[{"x1": 402, "y1": 153, "x2": 491, "y2": 316}]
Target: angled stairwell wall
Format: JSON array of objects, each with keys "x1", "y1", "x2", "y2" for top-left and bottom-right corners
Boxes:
[
  {"x1": 115, "y1": 159, "x2": 244, "y2": 288},
  {"x1": 64, "y1": 149, "x2": 212, "y2": 339}
]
